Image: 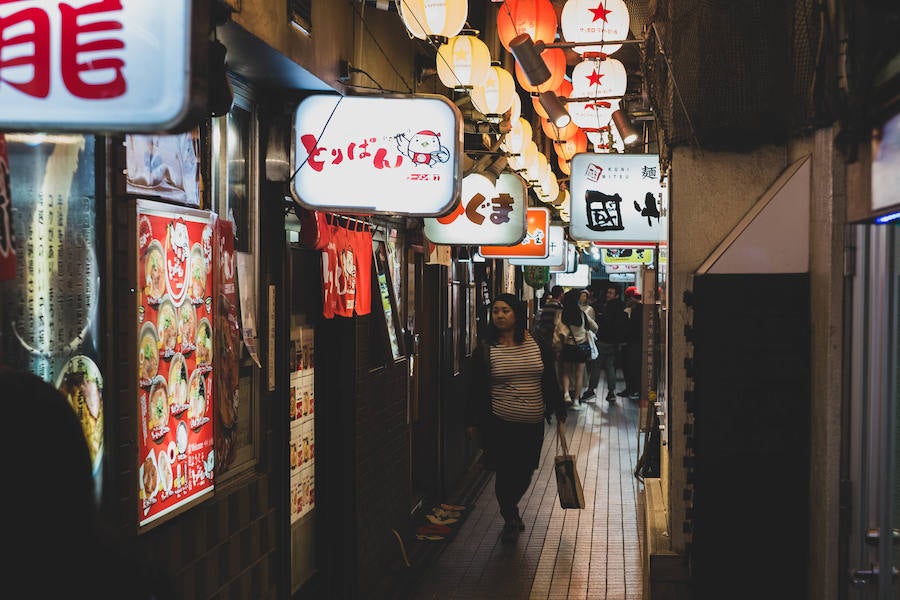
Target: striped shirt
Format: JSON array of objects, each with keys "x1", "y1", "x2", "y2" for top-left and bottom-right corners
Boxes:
[{"x1": 489, "y1": 337, "x2": 545, "y2": 423}]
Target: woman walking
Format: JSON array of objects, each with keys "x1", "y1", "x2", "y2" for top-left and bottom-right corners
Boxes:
[
  {"x1": 556, "y1": 288, "x2": 598, "y2": 410},
  {"x1": 464, "y1": 293, "x2": 567, "y2": 543}
]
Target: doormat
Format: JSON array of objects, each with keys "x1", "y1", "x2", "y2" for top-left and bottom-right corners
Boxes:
[{"x1": 415, "y1": 503, "x2": 471, "y2": 542}]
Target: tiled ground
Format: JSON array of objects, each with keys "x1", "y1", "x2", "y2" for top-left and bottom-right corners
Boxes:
[{"x1": 408, "y1": 385, "x2": 645, "y2": 600}]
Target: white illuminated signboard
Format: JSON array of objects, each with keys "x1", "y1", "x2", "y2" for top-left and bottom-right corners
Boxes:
[
  {"x1": 292, "y1": 94, "x2": 463, "y2": 216},
  {"x1": 509, "y1": 225, "x2": 565, "y2": 266},
  {"x1": 569, "y1": 153, "x2": 665, "y2": 244},
  {"x1": 424, "y1": 172, "x2": 527, "y2": 245},
  {"x1": 554, "y1": 264, "x2": 591, "y2": 288},
  {"x1": 0, "y1": 0, "x2": 192, "y2": 132}
]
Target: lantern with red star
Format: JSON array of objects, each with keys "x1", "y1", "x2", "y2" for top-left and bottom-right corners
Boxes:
[
  {"x1": 560, "y1": 0, "x2": 631, "y2": 56},
  {"x1": 570, "y1": 55, "x2": 627, "y2": 98}
]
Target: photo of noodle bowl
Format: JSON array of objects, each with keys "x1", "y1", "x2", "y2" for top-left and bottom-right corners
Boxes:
[
  {"x1": 189, "y1": 372, "x2": 208, "y2": 429},
  {"x1": 195, "y1": 317, "x2": 212, "y2": 368},
  {"x1": 157, "y1": 450, "x2": 173, "y2": 493},
  {"x1": 157, "y1": 298, "x2": 177, "y2": 355},
  {"x1": 167, "y1": 352, "x2": 189, "y2": 415},
  {"x1": 139, "y1": 322, "x2": 159, "y2": 386},
  {"x1": 188, "y1": 243, "x2": 207, "y2": 305},
  {"x1": 143, "y1": 240, "x2": 166, "y2": 302},
  {"x1": 178, "y1": 303, "x2": 196, "y2": 353},
  {"x1": 141, "y1": 451, "x2": 159, "y2": 501},
  {"x1": 147, "y1": 379, "x2": 169, "y2": 441},
  {"x1": 57, "y1": 356, "x2": 104, "y2": 476}
]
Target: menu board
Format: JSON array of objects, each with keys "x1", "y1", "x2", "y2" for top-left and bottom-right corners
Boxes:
[
  {"x1": 137, "y1": 200, "x2": 215, "y2": 527},
  {"x1": 289, "y1": 326, "x2": 316, "y2": 523}
]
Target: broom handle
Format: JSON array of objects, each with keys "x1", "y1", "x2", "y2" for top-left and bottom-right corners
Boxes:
[{"x1": 557, "y1": 421, "x2": 570, "y2": 455}]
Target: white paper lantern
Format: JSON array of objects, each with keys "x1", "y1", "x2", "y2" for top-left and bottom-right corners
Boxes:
[
  {"x1": 525, "y1": 151, "x2": 549, "y2": 183},
  {"x1": 399, "y1": 0, "x2": 468, "y2": 40},
  {"x1": 500, "y1": 116, "x2": 533, "y2": 155},
  {"x1": 560, "y1": 0, "x2": 631, "y2": 56},
  {"x1": 470, "y1": 63, "x2": 516, "y2": 119},
  {"x1": 586, "y1": 126, "x2": 625, "y2": 153},
  {"x1": 537, "y1": 171, "x2": 559, "y2": 203},
  {"x1": 436, "y1": 32, "x2": 491, "y2": 90},
  {"x1": 568, "y1": 98, "x2": 620, "y2": 130},
  {"x1": 508, "y1": 139, "x2": 538, "y2": 172},
  {"x1": 570, "y1": 56, "x2": 628, "y2": 98}
]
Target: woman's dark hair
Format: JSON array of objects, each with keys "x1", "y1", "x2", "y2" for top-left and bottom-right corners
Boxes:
[
  {"x1": 484, "y1": 293, "x2": 526, "y2": 345},
  {"x1": 561, "y1": 288, "x2": 584, "y2": 326}
]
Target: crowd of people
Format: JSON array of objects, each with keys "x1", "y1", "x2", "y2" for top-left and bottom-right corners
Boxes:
[{"x1": 464, "y1": 282, "x2": 645, "y2": 544}]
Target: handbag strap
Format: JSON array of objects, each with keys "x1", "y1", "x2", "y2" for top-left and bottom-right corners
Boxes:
[{"x1": 557, "y1": 421, "x2": 570, "y2": 455}]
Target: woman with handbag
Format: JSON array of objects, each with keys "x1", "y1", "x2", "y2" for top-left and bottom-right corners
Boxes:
[
  {"x1": 464, "y1": 294, "x2": 567, "y2": 543},
  {"x1": 554, "y1": 289, "x2": 598, "y2": 410}
]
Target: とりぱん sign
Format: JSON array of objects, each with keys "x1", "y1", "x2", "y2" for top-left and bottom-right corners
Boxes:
[
  {"x1": 479, "y1": 207, "x2": 551, "y2": 259},
  {"x1": 569, "y1": 153, "x2": 665, "y2": 244},
  {"x1": 423, "y1": 171, "x2": 527, "y2": 245},
  {"x1": 0, "y1": 0, "x2": 194, "y2": 132},
  {"x1": 292, "y1": 94, "x2": 463, "y2": 216}
]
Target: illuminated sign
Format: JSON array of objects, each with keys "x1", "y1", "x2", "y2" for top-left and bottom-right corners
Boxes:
[
  {"x1": 554, "y1": 264, "x2": 591, "y2": 287},
  {"x1": 480, "y1": 207, "x2": 550, "y2": 258},
  {"x1": 601, "y1": 247, "x2": 654, "y2": 265},
  {"x1": 0, "y1": 0, "x2": 193, "y2": 132},
  {"x1": 292, "y1": 94, "x2": 463, "y2": 216},
  {"x1": 423, "y1": 172, "x2": 527, "y2": 245},
  {"x1": 510, "y1": 225, "x2": 566, "y2": 266},
  {"x1": 569, "y1": 153, "x2": 664, "y2": 243}
]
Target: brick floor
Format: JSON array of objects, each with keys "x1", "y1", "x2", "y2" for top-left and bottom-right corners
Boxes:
[{"x1": 408, "y1": 387, "x2": 645, "y2": 600}]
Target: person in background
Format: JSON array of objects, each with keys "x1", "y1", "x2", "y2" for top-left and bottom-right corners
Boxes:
[
  {"x1": 578, "y1": 288, "x2": 599, "y2": 402},
  {"x1": 594, "y1": 283, "x2": 628, "y2": 403},
  {"x1": 4, "y1": 368, "x2": 173, "y2": 599},
  {"x1": 622, "y1": 286, "x2": 644, "y2": 399},
  {"x1": 465, "y1": 293, "x2": 567, "y2": 543},
  {"x1": 555, "y1": 288, "x2": 597, "y2": 410},
  {"x1": 532, "y1": 284, "x2": 564, "y2": 348}
]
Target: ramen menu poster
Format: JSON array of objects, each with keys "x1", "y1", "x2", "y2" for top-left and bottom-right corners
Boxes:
[{"x1": 137, "y1": 200, "x2": 215, "y2": 527}]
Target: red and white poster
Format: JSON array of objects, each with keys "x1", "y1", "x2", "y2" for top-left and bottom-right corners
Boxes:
[{"x1": 137, "y1": 200, "x2": 215, "y2": 527}]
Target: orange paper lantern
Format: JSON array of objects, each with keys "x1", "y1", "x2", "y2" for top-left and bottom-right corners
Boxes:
[
  {"x1": 555, "y1": 128, "x2": 588, "y2": 160},
  {"x1": 497, "y1": 0, "x2": 558, "y2": 52}
]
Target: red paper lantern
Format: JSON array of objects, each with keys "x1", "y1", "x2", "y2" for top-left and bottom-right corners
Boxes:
[
  {"x1": 555, "y1": 128, "x2": 588, "y2": 160},
  {"x1": 497, "y1": 0, "x2": 558, "y2": 52}
]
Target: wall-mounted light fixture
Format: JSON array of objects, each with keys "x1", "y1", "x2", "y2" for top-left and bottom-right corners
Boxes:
[
  {"x1": 539, "y1": 91, "x2": 571, "y2": 128},
  {"x1": 509, "y1": 33, "x2": 551, "y2": 86},
  {"x1": 612, "y1": 109, "x2": 639, "y2": 146}
]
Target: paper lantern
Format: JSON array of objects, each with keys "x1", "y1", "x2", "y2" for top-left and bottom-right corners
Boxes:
[
  {"x1": 557, "y1": 153, "x2": 571, "y2": 175},
  {"x1": 586, "y1": 126, "x2": 625, "y2": 153},
  {"x1": 436, "y1": 32, "x2": 491, "y2": 90},
  {"x1": 532, "y1": 78, "x2": 572, "y2": 119},
  {"x1": 497, "y1": 0, "x2": 558, "y2": 51},
  {"x1": 509, "y1": 91, "x2": 522, "y2": 123},
  {"x1": 514, "y1": 47, "x2": 566, "y2": 93},
  {"x1": 525, "y1": 151, "x2": 549, "y2": 183},
  {"x1": 508, "y1": 139, "x2": 538, "y2": 171},
  {"x1": 560, "y1": 0, "x2": 631, "y2": 56},
  {"x1": 555, "y1": 128, "x2": 588, "y2": 161},
  {"x1": 568, "y1": 98, "x2": 620, "y2": 130},
  {"x1": 537, "y1": 170, "x2": 559, "y2": 203},
  {"x1": 470, "y1": 63, "x2": 516, "y2": 119},
  {"x1": 541, "y1": 116, "x2": 581, "y2": 142},
  {"x1": 399, "y1": 0, "x2": 468, "y2": 40},
  {"x1": 501, "y1": 116, "x2": 533, "y2": 155},
  {"x1": 570, "y1": 56, "x2": 628, "y2": 98}
]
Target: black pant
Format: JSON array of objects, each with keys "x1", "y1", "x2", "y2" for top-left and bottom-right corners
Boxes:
[{"x1": 494, "y1": 463, "x2": 535, "y2": 524}]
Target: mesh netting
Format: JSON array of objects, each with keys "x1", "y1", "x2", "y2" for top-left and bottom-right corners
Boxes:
[{"x1": 643, "y1": 0, "x2": 827, "y2": 169}]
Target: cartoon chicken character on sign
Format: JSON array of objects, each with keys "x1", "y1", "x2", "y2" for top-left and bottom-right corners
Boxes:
[{"x1": 395, "y1": 130, "x2": 451, "y2": 167}]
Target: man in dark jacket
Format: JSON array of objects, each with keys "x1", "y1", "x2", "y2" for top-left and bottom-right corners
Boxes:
[
  {"x1": 594, "y1": 284, "x2": 627, "y2": 402},
  {"x1": 532, "y1": 284, "x2": 563, "y2": 348}
]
